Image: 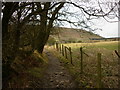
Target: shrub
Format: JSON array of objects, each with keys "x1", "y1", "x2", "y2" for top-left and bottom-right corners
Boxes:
[
  {"x1": 47, "y1": 37, "x2": 56, "y2": 45},
  {"x1": 77, "y1": 40, "x2": 82, "y2": 43},
  {"x1": 67, "y1": 38, "x2": 76, "y2": 43}
]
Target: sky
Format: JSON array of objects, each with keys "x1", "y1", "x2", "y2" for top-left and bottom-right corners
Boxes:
[
  {"x1": 60, "y1": 10, "x2": 119, "y2": 38},
  {"x1": 60, "y1": 0, "x2": 119, "y2": 38},
  {"x1": 2, "y1": 0, "x2": 119, "y2": 38},
  {"x1": 62, "y1": 19, "x2": 118, "y2": 38},
  {"x1": 90, "y1": 18, "x2": 119, "y2": 38},
  {"x1": 95, "y1": 21, "x2": 118, "y2": 38}
]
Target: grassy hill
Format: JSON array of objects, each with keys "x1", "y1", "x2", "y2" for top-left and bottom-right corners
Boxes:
[{"x1": 49, "y1": 27, "x2": 102, "y2": 43}]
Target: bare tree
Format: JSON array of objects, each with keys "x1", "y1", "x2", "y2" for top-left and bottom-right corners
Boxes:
[{"x1": 2, "y1": 1, "x2": 119, "y2": 87}]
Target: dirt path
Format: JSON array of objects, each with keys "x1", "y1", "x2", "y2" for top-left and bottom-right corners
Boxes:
[{"x1": 41, "y1": 50, "x2": 77, "y2": 88}]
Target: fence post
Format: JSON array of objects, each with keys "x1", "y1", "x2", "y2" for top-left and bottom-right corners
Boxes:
[
  {"x1": 56, "y1": 43, "x2": 58, "y2": 51},
  {"x1": 80, "y1": 47, "x2": 83, "y2": 74},
  {"x1": 62, "y1": 45, "x2": 64, "y2": 56},
  {"x1": 59, "y1": 44, "x2": 62, "y2": 53},
  {"x1": 58, "y1": 43, "x2": 60, "y2": 52},
  {"x1": 64, "y1": 46, "x2": 68, "y2": 59},
  {"x1": 53, "y1": 43, "x2": 55, "y2": 49},
  {"x1": 97, "y1": 53, "x2": 102, "y2": 88},
  {"x1": 69, "y1": 47, "x2": 73, "y2": 65}
]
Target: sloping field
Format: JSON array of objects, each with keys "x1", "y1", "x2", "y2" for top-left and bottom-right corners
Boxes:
[
  {"x1": 64, "y1": 41, "x2": 118, "y2": 50},
  {"x1": 51, "y1": 27, "x2": 102, "y2": 43}
]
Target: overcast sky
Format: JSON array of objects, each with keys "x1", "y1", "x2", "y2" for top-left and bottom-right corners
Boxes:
[
  {"x1": 90, "y1": 18, "x2": 118, "y2": 38},
  {"x1": 60, "y1": 0, "x2": 119, "y2": 38},
  {"x1": 94, "y1": 20, "x2": 118, "y2": 38},
  {"x1": 62, "y1": 19, "x2": 118, "y2": 38},
  {"x1": 2, "y1": 0, "x2": 119, "y2": 38}
]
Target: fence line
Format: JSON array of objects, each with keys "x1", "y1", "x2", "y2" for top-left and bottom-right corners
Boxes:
[
  {"x1": 55, "y1": 43, "x2": 89, "y2": 67},
  {"x1": 54, "y1": 43, "x2": 117, "y2": 88},
  {"x1": 55, "y1": 43, "x2": 73, "y2": 65}
]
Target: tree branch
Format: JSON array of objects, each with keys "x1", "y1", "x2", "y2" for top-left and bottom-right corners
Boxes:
[{"x1": 66, "y1": 2, "x2": 117, "y2": 17}]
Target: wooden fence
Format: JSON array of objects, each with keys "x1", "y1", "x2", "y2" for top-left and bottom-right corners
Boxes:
[
  {"x1": 55, "y1": 42, "x2": 119, "y2": 88},
  {"x1": 56, "y1": 43, "x2": 73, "y2": 65}
]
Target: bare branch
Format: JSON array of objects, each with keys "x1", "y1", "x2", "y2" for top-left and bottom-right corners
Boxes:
[{"x1": 66, "y1": 2, "x2": 117, "y2": 17}]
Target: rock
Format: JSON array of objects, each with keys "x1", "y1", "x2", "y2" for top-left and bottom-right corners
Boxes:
[
  {"x1": 56, "y1": 80, "x2": 59, "y2": 83},
  {"x1": 59, "y1": 81, "x2": 64, "y2": 84},
  {"x1": 59, "y1": 72, "x2": 63, "y2": 75},
  {"x1": 65, "y1": 80, "x2": 70, "y2": 83},
  {"x1": 62, "y1": 74, "x2": 64, "y2": 76},
  {"x1": 61, "y1": 67, "x2": 65, "y2": 70},
  {"x1": 50, "y1": 79, "x2": 53, "y2": 82},
  {"x1": 54, "y1": 72, "x2": 59, "y2": 76},
  {"x1": 56, "y1": 84, "x2": 59, "y2": 88}
]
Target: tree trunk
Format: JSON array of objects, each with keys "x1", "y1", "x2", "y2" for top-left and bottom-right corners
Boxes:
[
  {"x1": 35, "y1": 2, "x2": 50, "y2": 53},
  {"x1": 2, "y1": 2, "x2": 18, "y2": 38}
]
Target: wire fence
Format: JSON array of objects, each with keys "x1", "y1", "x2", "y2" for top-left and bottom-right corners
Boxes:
[{"x1": 54, "y1": 42, "x2": 119, "y2": 88}]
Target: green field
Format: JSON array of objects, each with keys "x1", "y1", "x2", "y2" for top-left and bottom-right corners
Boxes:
[
  {"x1": 52, "y1": 41, "x2": 119, "y2": 88},
  {"x1": 64, "y1": 41, "x2": 118, "y2": 50}
]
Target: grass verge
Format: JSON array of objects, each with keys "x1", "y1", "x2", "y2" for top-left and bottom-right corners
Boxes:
[{"x1": 7, "y1": 50, "x2": 48, "y2": 88}]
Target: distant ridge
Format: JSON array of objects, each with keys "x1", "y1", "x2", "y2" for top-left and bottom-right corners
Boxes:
[
  {"x1": 50, "y1": 27, "x2": 103, "y2": 43},
  {"x1": 105, "y1": 37, "x2": 120, "y2": 39}
]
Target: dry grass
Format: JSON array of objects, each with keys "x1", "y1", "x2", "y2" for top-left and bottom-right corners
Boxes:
[
  {"x1": 8, "y1": 50, "x2": 48, "y2": 88},
  {"x1": 52, "y1": 41, "x2": 119, "y2": 88}
]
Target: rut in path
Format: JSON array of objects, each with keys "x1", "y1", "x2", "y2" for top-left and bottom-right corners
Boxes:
[{"x1": 41, "y1": 50, "x2": 77, "y2": 88}]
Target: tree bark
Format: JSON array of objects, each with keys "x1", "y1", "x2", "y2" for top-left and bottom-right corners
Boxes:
[
  {"x1": 2, "y1": 2, "x2": 18, "y2": 38},
  {"x1": 35, "y1": 2, "x2": 65, "y2": 53},
  {"x1": 35, "y1": 2, "x2": 50, "y2": 53}
]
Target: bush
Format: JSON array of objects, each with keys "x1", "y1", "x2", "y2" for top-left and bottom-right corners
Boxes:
[
  {"x1": 67, "y1": 38, "x2": 76, "y2": 43},
  {"x1": 77, "y1": 40, "x2": 82, "y2": 43},
  {"x1": 47, "y1": 37, "x2": 56, "y2": 46}
]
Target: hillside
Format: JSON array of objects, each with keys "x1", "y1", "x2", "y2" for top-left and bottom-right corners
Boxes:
[{"x1": 50, "y1": 27, "x2": 102, "y2": 43}]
